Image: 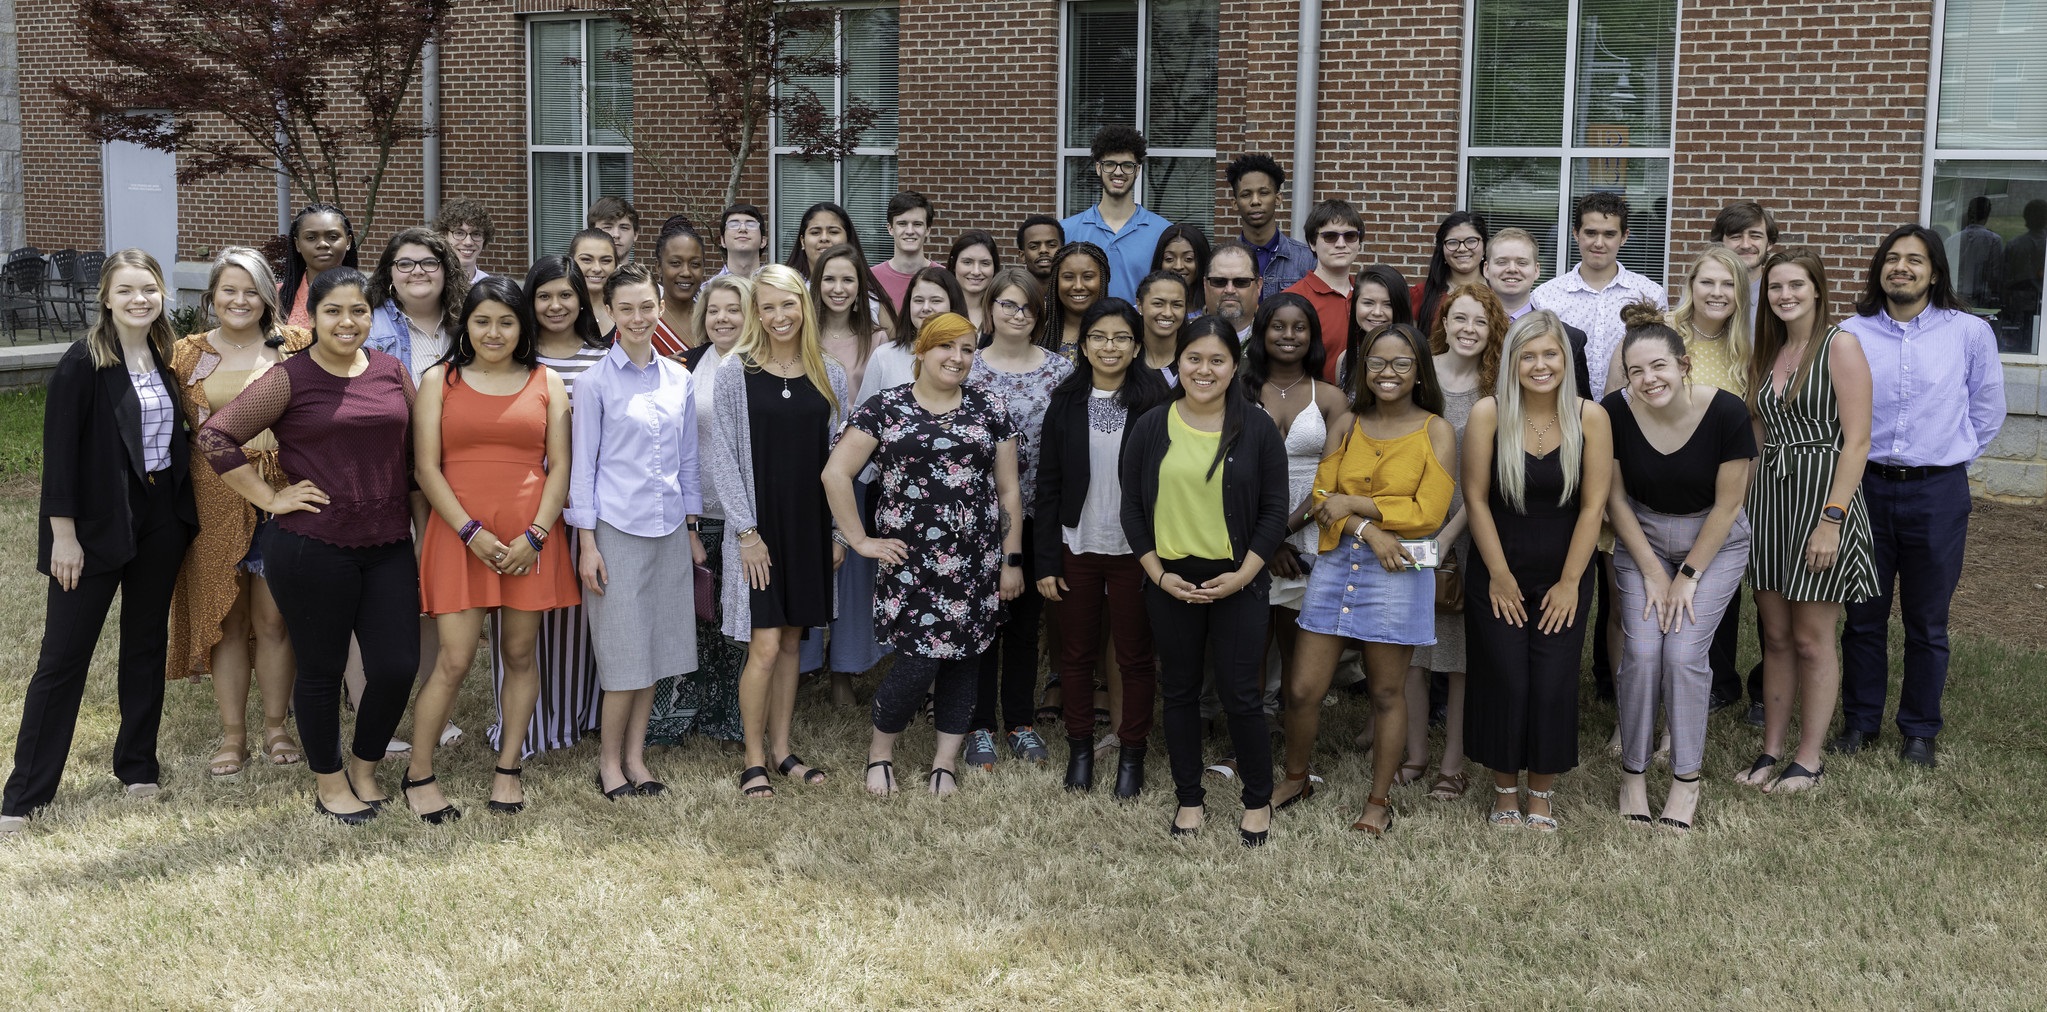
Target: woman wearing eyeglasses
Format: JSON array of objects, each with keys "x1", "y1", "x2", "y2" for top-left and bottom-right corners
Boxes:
[
  {"x1": 1409, "y1": 212, "x2": 1489, "y2": 335},
  {"x1": 962, "y1": 267, "x2": 1072, "y2": 771},
  {"x1": 1282, "y1": 200, "x2": 1366, "y2": 385}
]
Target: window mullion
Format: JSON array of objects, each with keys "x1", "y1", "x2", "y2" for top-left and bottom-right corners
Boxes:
[{"x1": 1558, "y1": 0, "x2": 1581, "y2": 278}]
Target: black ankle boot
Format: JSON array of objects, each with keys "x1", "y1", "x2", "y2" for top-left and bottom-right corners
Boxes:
[
  {"x1": 1064, "y1": 737, "x2": 1094, "y2": 792},
  {"x1": 1114, "y1": 744, "x2": 1146, "y2": 799}
]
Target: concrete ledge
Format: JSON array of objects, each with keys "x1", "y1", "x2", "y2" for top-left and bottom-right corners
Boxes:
[{"x1": 0, "y1": 340, "x2": 73, "y2": 390}]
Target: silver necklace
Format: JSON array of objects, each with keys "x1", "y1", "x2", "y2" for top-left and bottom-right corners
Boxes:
[
  {"x1": 216, "y1": 331, "x2": 261, "y2": 350},
  {"x1": 1272, "y1": 373, "x2": 1307, "y2": 399},
  {"x1": 772, "y1": 354, "x2": 799, "y2": 398}
]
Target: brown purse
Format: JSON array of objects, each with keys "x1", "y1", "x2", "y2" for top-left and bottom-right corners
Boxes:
[{"x1": 1434, "y1": 549, "x2": 1464, "y2": 613}]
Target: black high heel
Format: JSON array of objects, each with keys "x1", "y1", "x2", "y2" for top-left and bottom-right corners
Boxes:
[
  {"x1": 488, "y1": 766, "x2": 525, "y2": 814},
  {"x1": 400, "y1": 773, "x2": 461, "y2": 825}
]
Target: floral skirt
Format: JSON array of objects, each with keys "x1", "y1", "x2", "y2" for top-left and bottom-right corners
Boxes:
[{"x1": 648, "y1": 517, "x2": 744, "y2": 744}]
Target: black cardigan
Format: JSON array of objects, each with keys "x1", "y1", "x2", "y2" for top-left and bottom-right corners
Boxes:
[
  {"x1": 1118, "y1": 399, "x2": 1289, "y2": 576},
  {"x1": 1032, "y1": 385, "x2": 1147, "y2": 577},
  {"x1": 38, "y1": 341, "x2": 199, "y2": 577}
]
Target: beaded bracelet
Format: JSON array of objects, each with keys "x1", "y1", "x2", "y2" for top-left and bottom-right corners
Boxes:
[
  {"x1": 459, "y1": 520, "x2": 482, "y2": 544},
  {"x1": 524, "y1": 526, "x2": 545, "y2": 552}
]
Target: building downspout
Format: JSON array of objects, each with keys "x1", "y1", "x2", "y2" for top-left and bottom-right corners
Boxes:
[
  {"x1": 421, "y1": 34, "x2": 440, "y2": 221},
  {"x1": 1291, "y1": 0, "x2": 1321, "y2": 240}
]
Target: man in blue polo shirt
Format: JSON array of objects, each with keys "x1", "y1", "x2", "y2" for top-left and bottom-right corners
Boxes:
[{"x1": 1061, "y1": 125, "x2": 1170, "y2": 304}]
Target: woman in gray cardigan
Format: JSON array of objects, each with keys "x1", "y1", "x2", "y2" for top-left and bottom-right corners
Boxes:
[{"x1": 706, "y1": 265, "x2": 850, "y2": 801}]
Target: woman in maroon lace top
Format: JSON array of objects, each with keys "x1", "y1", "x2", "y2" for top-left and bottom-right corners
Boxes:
[{"x1": 198, "y1": 267, "x2": 419, "y2": 826}]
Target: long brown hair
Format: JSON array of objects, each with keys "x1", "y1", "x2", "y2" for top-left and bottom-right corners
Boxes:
[
  {"x1": 87, "y1": 249, "x2": 177, "y2": 369},
  {"x1": 1746, "y1": 247, "x2": 1833, "y2": 410}
]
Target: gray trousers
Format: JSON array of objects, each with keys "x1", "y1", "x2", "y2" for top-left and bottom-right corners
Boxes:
[{"x1": 1612, "y1": 503, "x2": 1751, "y2": 776}]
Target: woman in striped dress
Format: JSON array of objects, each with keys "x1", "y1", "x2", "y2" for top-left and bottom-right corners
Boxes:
[
  {"x1": 485, "y1": 256, "x2": 608, "y2": 757},
  {"x1": 1736, "y1": 248, "x2": 1877, "y2": 795}
]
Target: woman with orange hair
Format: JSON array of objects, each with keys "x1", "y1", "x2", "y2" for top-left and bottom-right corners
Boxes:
[{"x1": 823, "y1": 313, "x2": 1024, "y2": 798}]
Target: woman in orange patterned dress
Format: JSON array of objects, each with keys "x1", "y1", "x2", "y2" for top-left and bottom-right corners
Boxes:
[{"x1": 167, "y1": 248, "x2": 312, "y2": 777}]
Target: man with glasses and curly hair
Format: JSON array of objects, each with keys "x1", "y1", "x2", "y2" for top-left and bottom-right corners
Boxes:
[{"x1": 1060, "y1": 126, "x2": 1170, "y2": 304}]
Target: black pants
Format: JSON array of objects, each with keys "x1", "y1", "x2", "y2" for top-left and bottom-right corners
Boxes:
[
  {"x1": 1841, "y1": 468, "x2": 1971, "y2": 738},
  {"x1": 263, "y1": 527, "x2": 420, "y2": 775},
  {"x1": 1464, "y1": 569, "x2": 1593, "y2": 776},
  {"x1": 1591, "y1": 551, "x2": 1614, "y2": 699},
  {"x1": 3, "y1": 472, "x2": 188, "y2": 816},
  {"x1": 1148, "y1": 557, "x2": 1272, "y2": 811},
  {"x1": 973, "y1": 525, "x2": 1042, "y2": 733},
  {"x1": 874, "y1": 653, "x2": 978, "y2": 735}
]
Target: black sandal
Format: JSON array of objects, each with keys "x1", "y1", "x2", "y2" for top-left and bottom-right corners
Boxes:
[
  {"x1": 488, "y1": 766, "x2": 525, "y2": 814},
  {"x1": 1741, "y1": 752, "x2": 1779, "y2": 785},
  {"x1": 864, "y1": 759, "x2": 896, "y2": 796},
  {"x1": 400, "y1": 773, "x2": 461, "y2": 825},
  {"x1": 776, "y1": 754, "x2": 827, "y2": 785},
  {"x1": 739, "y1": 765, "x2": 774, "y2": 799},
  {"x1": 1770, "y1": 761, "x2": 1824, "y2": 793},
  {"x1": 927, "y1": 766, "x2": 957, "y2": 796}
]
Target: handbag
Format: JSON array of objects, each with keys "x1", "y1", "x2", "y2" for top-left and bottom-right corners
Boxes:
[
  {"x1": 1433, "y1": 549, "x2": 1464, "y2": 614},
  {"x1": 694, "y1": 561, "x2": 716, "y2": 624}
]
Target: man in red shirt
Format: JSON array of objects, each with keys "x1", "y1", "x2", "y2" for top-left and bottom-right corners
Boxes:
[{"x1": 1282, "y1": 200, "x2": 1363, "y2": 384}]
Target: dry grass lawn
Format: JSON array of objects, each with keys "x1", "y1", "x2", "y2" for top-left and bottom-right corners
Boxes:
[{"x1": 1, "y1": 493, "x2": 2044, "y2": 1010}]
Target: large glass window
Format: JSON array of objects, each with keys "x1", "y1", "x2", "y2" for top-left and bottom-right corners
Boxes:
[
  {"x1": 1462, "y1": 0, "x2": 1676, "y2": 284},
  {"x1": 1928, "y1": 0, "x2": 2047, "y2": 357},
  {"x1": 771, "y1": 4, "x2": 899, "y2": 266},
  {"x1": 529, "y1": 17, "x2": 633, "y2": 262},
  {"x1": 1059, "y1": 0, "x2": 1218, "y2": 233}
]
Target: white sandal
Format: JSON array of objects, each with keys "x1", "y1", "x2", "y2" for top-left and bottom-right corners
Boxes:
[
  {"x1": 1488, "y1": 784, "x2": 1523, "y2": 827},
  {"x1": 1525, "y1": 787, "x2": 1559, "y2": 832}
]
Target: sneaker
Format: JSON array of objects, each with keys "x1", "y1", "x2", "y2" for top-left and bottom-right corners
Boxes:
[
  {"x1": 964, "y1": 729, "x2": 999, "y2": 771},
  {"x1": 1743, "y1": 702, "x2": 1766, "y2": 728},
  {"x1": 1006, "y1": 726, "x2": 1050, "y2": 766}
]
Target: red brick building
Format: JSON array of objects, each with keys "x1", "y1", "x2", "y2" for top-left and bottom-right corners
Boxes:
[{"x1": 13, "y1": 0, "x2": 2046, "y2": 496}]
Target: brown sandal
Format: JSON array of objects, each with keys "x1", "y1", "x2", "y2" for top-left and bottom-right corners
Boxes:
[
  {"x1": 209, "y1": 725, "x2": 248, "y2": 778},
  {"x1": 264, "y1": 722, "x2": 303, "y2": 766},
  {"x1": 1428, "y1": 770, "x2": 1469, "y2": 801},
  {"x1": 1393, "y1": 762, "x2": 1428, "y2": 787},
  {"x1": 1350, "y1": 795, "x2": 1394, "y2": 836}
]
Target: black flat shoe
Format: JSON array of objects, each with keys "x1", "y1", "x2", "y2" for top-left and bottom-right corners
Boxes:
[
  {"x1": 1240, "y1": 805, "x2": 1272, "y2": 848},
  {"x1": 631, "y1": 779, "x2": 668, "y2": 796},
  {"x1": 488, "y1": 766, "x2": 525, "y2": 814},
  {"x1": 401, "y1": 774, "x2": 461, "y2": 825},
  {"x1": 599, "y1": 773, "x2": 637, "y2": 801},
  {"x1": 1113, "y1": 744, "x2": 1146, "y2": 800},
  {"x1": 314, "y1": 797, "x2": 377, "y2": 826},
  {"x1": 1826, "y1": 727, "x2": 1878, "y2": 755},
  {"x1": 1063, "y1": 737, "x2": 1094, "y2": 793},
  {"x1": 1169, "y1": 805, "x2": 1202, "y2": 838},
  {"x1": 1900, "y1": 736, "x2": 1938, "y2": 768}
]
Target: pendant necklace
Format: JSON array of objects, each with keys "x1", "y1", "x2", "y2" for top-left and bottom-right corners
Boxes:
[
  {"x1": 1273, "y1": 373, "x2": 1307, "y2": 399},
  {"x1": 773, "y1": 354, "x2": 798, "y2": 398},
  {"x1": 1527, "y1": 412, "x2": 1556, "y2": 455}
]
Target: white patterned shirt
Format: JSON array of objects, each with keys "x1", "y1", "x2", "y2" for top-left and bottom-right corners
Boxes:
[{"x1": 1531, "y1": 262, "x2": 1667, "y2": 399}]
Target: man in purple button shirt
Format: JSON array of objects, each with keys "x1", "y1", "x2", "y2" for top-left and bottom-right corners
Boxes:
[{"x1": 1833, "y1": 225, "x2": 2005, "y2": 768}]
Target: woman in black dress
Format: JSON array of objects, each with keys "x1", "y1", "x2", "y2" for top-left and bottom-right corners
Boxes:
[
  {"x1": 709, "y1": 265, "x2": 849, "y2": 800},
  {"x1": 1462, "y1": 310, "x2": 1612, "y2": 833}
]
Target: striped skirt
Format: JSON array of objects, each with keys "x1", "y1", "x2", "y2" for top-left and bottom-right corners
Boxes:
[{"x1": 487, "y1": 535, "x2": 600, "y2": 757}]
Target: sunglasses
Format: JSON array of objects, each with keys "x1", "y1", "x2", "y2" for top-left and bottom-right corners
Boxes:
[
  {"x1": 1317, "y1": 230, "x2": 1362, "y2": 246},
  {"x1": 1205, "y1": 276, "x2": 1257, "y2": 290}
]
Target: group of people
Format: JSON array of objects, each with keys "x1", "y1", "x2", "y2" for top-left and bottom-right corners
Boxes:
[{"x1": 0, "y1": 126, "x2": 2005, "y2": 848}]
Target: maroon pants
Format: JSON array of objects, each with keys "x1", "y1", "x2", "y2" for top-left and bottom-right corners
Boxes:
[{"x1": 1055, "y1": 548, "x2": 1157, "y2": 746}]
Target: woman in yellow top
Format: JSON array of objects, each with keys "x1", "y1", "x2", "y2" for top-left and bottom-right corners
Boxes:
[
  {"x1": 1277, "y1": 323, "x2": 1456, "y2": 835},
  {"x1": 167, "y1": 247, "x2": 312, "y2": 778}
]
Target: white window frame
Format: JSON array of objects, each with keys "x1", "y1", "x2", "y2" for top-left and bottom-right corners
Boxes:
[
  {"x1": 767, "y1": 1, "x2": 899, "y2": 265},
  {"x1": 526, "y1": 13, "x2": 634, "y2": 263},
  {"x1": 1456, "y1": 0, "x2": 1681, "y2": 284},
  {"x1": 1054, "y1": 0, "x2": 1218, "y2": 222},
  {"x1": 1920, "y1": 0, "x2": 2047, "y2": 365}
]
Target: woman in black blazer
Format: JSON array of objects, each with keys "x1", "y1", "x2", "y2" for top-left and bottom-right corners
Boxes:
[
  {"x1": 1, "y1": 250, "x2": 198, "y2": 834},
  {"x1": 1034, "y1": 298, "x2": 1172, "y2": 796},
  {"x1": 1119, "y1": 315, "x2": 1291, "y2": 845}
]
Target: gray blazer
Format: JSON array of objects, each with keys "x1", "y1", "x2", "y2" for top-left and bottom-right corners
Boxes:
[{"x1": 706, "y1": 352, "x2": 850, "y2": 641}]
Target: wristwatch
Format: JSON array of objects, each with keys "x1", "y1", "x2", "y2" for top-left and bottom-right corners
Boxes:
[
  {"x1": 1820, "y1": 504, "x2": 1847, "y2": 524},
  {"x1": 1676, "y1": 562, "x2": 1701, "y2": 581},
  {"x1": 1004, "y1": 552, "x2": 1024, "y2": 568}
]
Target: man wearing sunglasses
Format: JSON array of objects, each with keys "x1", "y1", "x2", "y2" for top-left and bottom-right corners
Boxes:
[
  {"x1": 1283, "y1": 199, "x2": 1366, "y2": 382},
  {"x1": 1204, "y1": 241, "x2": 1263, "y2": 344},
  {"x1": 1061, "y1": 125, "x2": 1170, "y2": 304}
]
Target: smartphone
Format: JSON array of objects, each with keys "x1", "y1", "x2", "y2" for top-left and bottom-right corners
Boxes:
[{"x1": 1398, "y1": 539, "x2": 1440, "y2": 570}]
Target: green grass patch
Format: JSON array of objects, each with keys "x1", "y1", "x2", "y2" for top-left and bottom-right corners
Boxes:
[{"x1": 0, "y1": 387, "x2": 45, "y2": 483}]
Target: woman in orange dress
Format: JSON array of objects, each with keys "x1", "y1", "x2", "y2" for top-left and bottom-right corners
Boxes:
[
  {"x1": 167, "y1": 247, "x2": 312, "y2": 778},
  {"x1": 403, "y1": 276, "x2": 578, "y2": 821}
]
